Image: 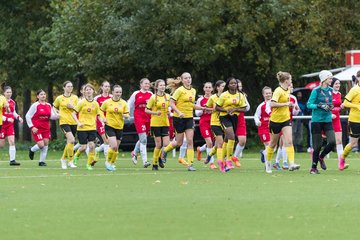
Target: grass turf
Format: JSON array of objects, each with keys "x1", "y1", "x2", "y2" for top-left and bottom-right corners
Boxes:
[{"x1": 1, "y1": 149, "x2": 360, "y2": 240}]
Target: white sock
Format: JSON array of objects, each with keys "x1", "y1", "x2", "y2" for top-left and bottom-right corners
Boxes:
[
  {"x1": 39, "y1": 146, "x2": 48, "y2": 162},
  {"x1": 133, "y1": 141, "x2": 140, "y2": 154},
  {"x1": 140, "y1": 143, "x2": 147, "y2": 163},
  {"x1": 31, "y1": 144, "x2": 40, "y2": 152},
  {"x1": 9, "y1": 145, "x2": 16, "y2": 161},
  {"x1": 200, "y1": 144, "x2": 207, "y2": 152},
  {"x1": 172, "y1": 148, "x2": 176, "y2": 158},
  {"x1": 275, "y1": 148, "x2": 282, "y2": 163},
  {"x1": 336, "y1": 144, "x2": 344, "y2": 159},
  {"x1": 179, "y1": 140, "x2": 187, "y2": 158},
  {"x1": 234, "y1": 144, "x2": 245, "y2": 158},
  {"x1": 282, "y1": 147, "x2": 288, "y2": 164},
  {"x1": 74, "y1": 143, "x2": 81, "y2": 151},
  {"x1": 96, "y1": 143, "x2": 104, "y2": 152},
  {"x1": 103, "y1": 144, "x2": 109, "y2": 158}
]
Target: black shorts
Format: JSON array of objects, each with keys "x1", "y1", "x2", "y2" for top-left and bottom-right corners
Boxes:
[
  {"x1": 172, "y1": 117, "x2": 194, "y2": 133},
  {"x1": 349, "y1": 121, "x2": 360, "y2": 138},
  {"x1": 219, "y1": 114, "x2": 238, "y2": 130},
  {"x1": 60, "y1": 124, "x2": 77, "y2": 136},
  {"x1": 211, "y1": 125, "x2": 223, "y2": 136},
  {"x1": 311, "y1": 122, "x2": 334, "y2": 134},
  {"x1": 269, "y1": 120, "x2": 291, "y2": 134},
  {"x1": 77, "y1": 130, "x2": 97, "y2": 144},
  {"x1": 151, "y1": 126, "x2": 169, "y2": 137},
  {"x1": 105, "y1": 125, "x2": 123, "y2": 140}
]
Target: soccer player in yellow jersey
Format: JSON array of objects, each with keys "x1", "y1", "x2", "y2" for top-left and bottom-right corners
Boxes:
[
  {"x1": 101, "y1": 85, "x2": 129, "y2": 171},
  {"x1": 53, "y1": 81, "x2": 78, "y2": 169},
  {"x1": 161, "y1": 72, "x2": 206, "y2": 171},
  {"x1": 145, "y1": 79, "x2": 171, "y2": 171},
  {"x1": 339, "y1": 71, "x2": 360, "y2": 170},
  {"x1": 72, "y1": 84, "x2": 103, "y2": 170},
  {"x1": 265, "y1": 71, "x2": 300, "y2": 173},
  {"x1": 215, "y1": 77, "x2": 247, "y2": 172}
]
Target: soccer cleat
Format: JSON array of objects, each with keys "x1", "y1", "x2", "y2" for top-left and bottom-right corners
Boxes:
[
  {"x1": 188, "y1": 165, "x2": 196, "y2": 171},
  {"x1": 204, "y1": 154, "x2": 211, "y2": 164},
  {"x1": 338, "y1": 156, "x2": 349, "y2": 171},
  {"x1": 265, "y1": 161, "x2": 272, "y2": 173},
  {"x1": 160, "y1": 149, "x2": 168, "y2": 162},
  {"x1": 106, "y1": 164, "x2": 115, "y2": 171},
  {"x1": 273, "y1": 163, "x2": 282, "y2": 170},
  {"x1": 159, "y1": 159, "x2": 165, "y2": 168},
  {"x1": 231, "y1": 156, "x2": 241, "y2": 168},
  {"x1": 9, "y1": 160, "x2": 20, "y2": 166},
  {"x1": 90, "y1": 160, "x2": 97, "y2": 167},
  {"x1": 282, "y1": 162, "x2": 289, "y2": 170},
  {"x1": 68, "y1": 161, "x2": 77, "y2": 168},
  {"x1": 86, "y1": 164, "x2": 93, "y2": 170},
  {"x1": 73, "y1": 156, "x2": 79, "y2": 165},
  {"x1": 152, "y1": 165, "x2": 159, "y2": 171},
  {"x1": 178, "y1": 158, "x2": 188, "y2": 166},
  {"x1": 196, "y1": 146, "x2": 202, "y2": 161},
  {"x1": 260, "y1": 151, "x2": 265, "y2": 163},
  {"x1": 131, "y1": 151, "x2": 138, "y2": 165},
  {"x1": 226, "y1": 160, "x2": 235, "y2": 169},
  {"x1": 39, "y1": 162, "x2": 47, "y2": 167},
  {"x1": 143, "y1": 161, "x2": 151, "y2": 168},
  {"x1": 61, "y1": 160, "x2": 67, "y2": 169},
  {"x1": 217, "y1": 160, "x2": 226, "y2": 173},
  {"x1": 209, "y1": 163, "x2": 217, "y2": 169},
  {"x1": 310, "y1": 168, "x2": 319, "y2": 174},
  {"x1": 28, "y1": 148, "x2": 34, "y2": 160},
  {"x1": 289, "y1": 163, "x2": 300, "y2": 171},
  {"x1": 319, "y1": 156, "x2": 327, "y2": 170}
]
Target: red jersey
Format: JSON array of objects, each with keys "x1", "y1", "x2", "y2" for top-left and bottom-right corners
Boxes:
[
  {"x1": 128, "y1": 90, "x2": 152, "y2": 121},
  {"x1": 254, "y1": 101, "x2": 271, "y2": 133},
  {"x1": 195, "y1": 96, "x2": 211, "y2": 124},
  {"x1": 289, "y1": 94, "x2": 299, "y2": 122},
  {"x1": 2, "y1": 99, "x2": 19, "y2": 127},
  {"x1": 332, "y1": 91, "x2": 342, "y2": 118},
  {"x1": 95, "y1": 94, "x2": 111, "y2": 107},
  {"x1": 25, "y1": 102, "x2": 53, "y2": 130},
  {"x1": 95, "y1": 94, "x2": 111, "y2": 132}
]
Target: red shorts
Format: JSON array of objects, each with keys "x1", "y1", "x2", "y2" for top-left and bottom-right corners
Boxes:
[
  {"x1": 199, "y1": 120, "x2": 213, "y2": 139},
  {"x1": 168, "y1": 117, "x2": 175, "y2": 139},
  {"x1": 236, "y1": 115, "x2": 247, "y2": 136},
  {"x1": 96, "y1": 119, "x2": 105, "y2": 135},
  {"x1": 135, "y1": 121, "x2": 150, "y2": 134},
  {"x1": 258, "y1": 130, "x2": 270, "y2": 143},
  {"x1": 332, "y1": 118, "x2": 342, "y2": 133},
  {"x1": 0, "y1": 123, "x2": 15, "y2": 139},
  {"x1": 32, "y1": 128, "x2": 51, "y2": 142}
]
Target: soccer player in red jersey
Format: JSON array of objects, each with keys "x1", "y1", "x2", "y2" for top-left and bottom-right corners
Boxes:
[
  {"x1": 26, "y1": 90, "x2": 59, "y2": 166},
  {"x1": 128, "y1": 78, "x2": 153, "y2": 167},
  {"x1": 331, "y1": 78, "x2": 344, "y2": 161}
]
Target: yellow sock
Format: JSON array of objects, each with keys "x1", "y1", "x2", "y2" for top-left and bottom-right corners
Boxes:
[
  {"x1": 286, "y1": 146, "x2": 295, "y2": 164},
  {"x1": 75, "y1": 149, "x2": 82, "y2": 158},
  {"x1": 217, "y1": 148, "x2": 224, "y2": 162},
  {"x1": 153, "y1": 148, "x2": 161, "y2": 165},
  {"x1": 164, "y1": 144, "x2": 174, "y2": 153},
  {"x1": 107, "y1": 148, "x2": 114, "y2": 163},
  {"x1": 111, "y1": 151, "x2": 118, "y2": 164},
  {"x1": 61, "y1": 145, "x2": 68, "y2": 160},
  {"x1": 210, "y1": 147, "x2": 216, "y2": 156},
  {"x1": 66, "y1": 143, "x2": 74, "y2": 161},
  {"x1": 187, "y1": 148, "x2": 194, "y2": 165},
  {"x1": 342, "y1": 144, "x2": 352, "y2": 158},
  {"x1": 266, "y1": 146, "x2": 275, "y2": 163},
  {"x1": 87, "y1": 152, "x2": 95, "y2": 165},
  {"x1": 222, "y1": 142, "x2": 227, "y2": 160},
  {"x1": 226, "y1": 139, "x2": 235, "y2": 160}
]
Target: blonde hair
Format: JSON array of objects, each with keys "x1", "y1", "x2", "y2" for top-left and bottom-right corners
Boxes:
[
  {"x1": 276, "y1": 71, "x2": 291, "y2": 83},
  {"x1": 166, "y1": 77, "x2": 182, "y2": 94},
  {"x1": 84, "y1": 83, "x2": 95, "y2": 92},
  {"x1": 262, "y1": 86, "x2": 271, "y2": 94}
]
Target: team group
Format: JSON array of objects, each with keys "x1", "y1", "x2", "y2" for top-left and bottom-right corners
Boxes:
[{"x1": 1, "y1": 70, "x2": 359, "y2": 173}]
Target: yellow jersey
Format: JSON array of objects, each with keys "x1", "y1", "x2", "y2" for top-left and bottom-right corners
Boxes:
[
  {"x1": 206, "y1": 94, "x2": 221, "y2": 126},
  {"x1": 216, "y1": 91, "x2": 247, "y2": 117},
  {"x1": 171, "y1": 86, "x2": 196, "y2": 118},
  {"x1": 0, "y1": 95, "x2": 6, "y2": 125},
  {"x1": 100, "y1": 98, "x2": 129, "y2": 129},
  {"x1": 146, "y1": 94, "x2": 170, "y2": 127},
  {"x1": 270, "y1": 86, "x2": 290, "y2": 123},
  {"x1": 74, "y1": 99, "x2": 101, "y2": 131},
  {"x1": 344, "y1": 85, "x2": 360, "y2": 123},
  {"x1": 53, "y1": 94, "x2": 78, "y2": 125}
]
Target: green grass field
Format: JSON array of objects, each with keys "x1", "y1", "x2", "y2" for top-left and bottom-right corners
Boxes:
[{"x1": 1, "y1": 149, "x2": 360, "y2": 240}]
